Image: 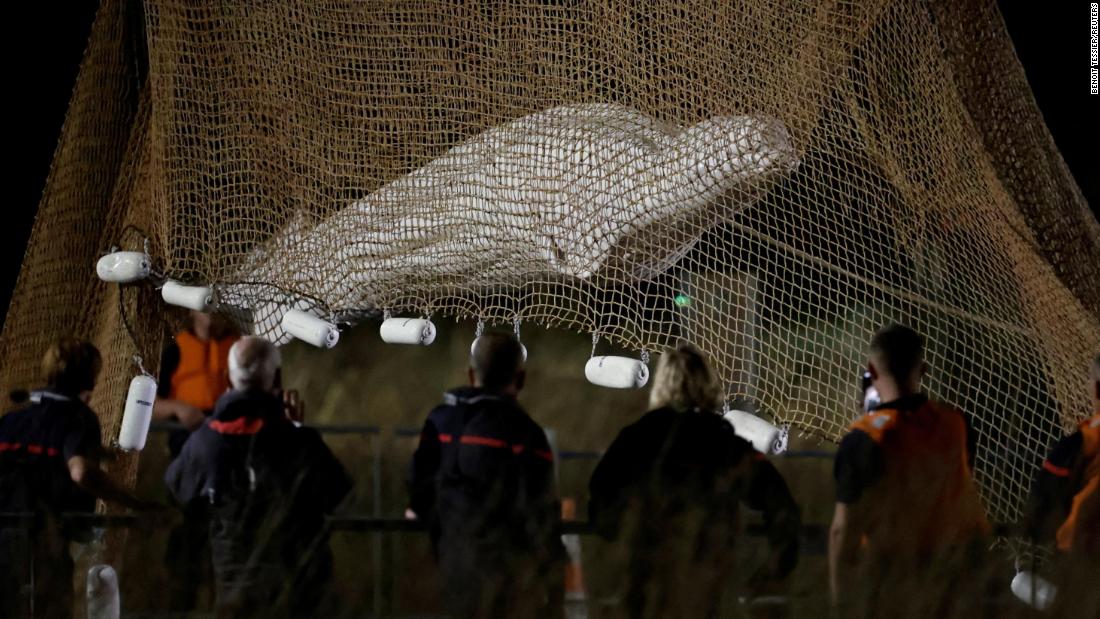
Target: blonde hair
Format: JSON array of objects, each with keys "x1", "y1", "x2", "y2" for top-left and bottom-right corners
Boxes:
[
  {"x1": 648, "y1": 342, "x2": 723, "y2": 413},
  {"x1": 42, "y1": 337, "x2": 102, "y2": 395}
]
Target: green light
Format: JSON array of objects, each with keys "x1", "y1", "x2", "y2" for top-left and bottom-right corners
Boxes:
[{"x1": 674, "y1": 293, "x2": 691, "y2": 307}]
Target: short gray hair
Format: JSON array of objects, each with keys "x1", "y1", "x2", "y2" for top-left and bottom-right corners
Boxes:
[{"x1": 228, "y1": 336, "x2": 280, "y2": 391}]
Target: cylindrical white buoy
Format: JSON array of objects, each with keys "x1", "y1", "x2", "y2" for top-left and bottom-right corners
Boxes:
[
  {"x1": 723, "y1": 409, "x2": 785, "y2": 454},
  {"x1": 281, "y1": 308, "x2": 340, "y2": 348},
  {"x1": 161, "y1": 281, "x2": 212, "y2": 312},
  {"x1": 118, "y1": 375, "x2": 156, "y2": 451},
  {"x1": 95, "y1": 251, "x2": 150, "y2": 283},
  {"x1": 1010, "y1": 570, "x2": 1056, "y2": 610},
  {"x1": 87, "y1": 565, "x2": 120, "y2": 619},
  {"x1": 585, "y1": 356, "x2": 649, "y2": 389},
  {"x1": 380, "y1": 317, "x2": 436, "y2": 345}
]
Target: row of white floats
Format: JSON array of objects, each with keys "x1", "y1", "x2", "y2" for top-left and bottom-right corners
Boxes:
[{"x1": 99, "y1": 251, "x2": 784, "y2": 456}]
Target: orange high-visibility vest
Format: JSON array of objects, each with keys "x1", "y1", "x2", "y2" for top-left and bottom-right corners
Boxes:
[
  {"x1": 168, "y1": 331, "x2": 238, "y2": 411},
  {"x1": 849, "y1": 399, "x2": 990, "y2": 558},
  {"x1": 1055, "y1": 413, "x2": 1100, "y2": 553}
]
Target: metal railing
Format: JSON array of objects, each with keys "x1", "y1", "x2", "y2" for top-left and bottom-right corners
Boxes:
[{"x1": 0, "y1": 421, "x2": 838, "y2": 616}]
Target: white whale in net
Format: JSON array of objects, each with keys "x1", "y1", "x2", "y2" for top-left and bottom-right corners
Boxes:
[{"x1": 222, "y1": 103, "x2": 798, "y2": 340}]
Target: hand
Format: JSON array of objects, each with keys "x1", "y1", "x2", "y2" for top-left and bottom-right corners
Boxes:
[
  {"x1": 404, "y1": 508, "x2": 419, "y2": 521},
  {"x1": 283, "y1": 389, "x2": 305, "y2": 424},
  {"x1": 174, "y1": 403, "x2": 206, "y2": 431}
]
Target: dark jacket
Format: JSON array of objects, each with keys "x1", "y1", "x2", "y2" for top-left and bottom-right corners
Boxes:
[
  {"x1": 407, "y1": 386, "x2": 486, "y2": 521},
  {"x1": 589, "y1": 407, "x2": 755, "y2": 537},
  {"x1": 589, "y1": 408, "x2": 801, "y2": 579},
  {"x1": 165, "y1": 389, "x2": 352, "y2": 615},
  {"x1": 0, "y1": 390, "x2": 100, "y2": 532},
  {"x1": 1, "y1": 389, "x2": 102, "y2": 619},
  {"x1": 589, "y1": 407, "x2": 766, "y2": 618},
  {"x1": 1025, "y1": 412, "x2": 1100, "y2": 555},
  {"x1": 427, "y1": 388, "x2": 560, "y2": 555},
  {"x1": 426, "y1": 388, "x2": 564, "y2": 619}
]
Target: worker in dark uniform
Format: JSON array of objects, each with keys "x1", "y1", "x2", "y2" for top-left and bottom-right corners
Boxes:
[
  {"x1": 153, "y1": 309, "x2": 239, "y2": 610},
  {"x1": 165, "y1": 336, "x2": 351, "y2": 618},
  {"x1": 418, "y1": 332, "x2": 564, "y2": 619},
  {"x1": 589, "y1": 342, "x2": 800, "y2": 619},
  {"x1": 829, "y1": 324, "x2": 990, "y2": 618},
  {"x1": 406, "y1": 383, "x2": 481, "y2": 528},
  {"x1": 1022, "y1": 353, "x2": 1100, "y2": 618},
  {"x1": 0, "y1": 338, "x2": 154, "y2": 619}
]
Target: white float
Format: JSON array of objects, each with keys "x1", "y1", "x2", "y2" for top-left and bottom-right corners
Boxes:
[
  {"x1": 95, "y1": 251, "x2": 150, "y2": 283},
  {"x1": 380, "y1": 317, "x2": 436, "y2": 345},
  {"x1": 1010, "y1": 570, "x2": 1056, "y2": 611},
  {"x1": 723, "y1": 409, "x2": 786, "y2": 454},
  {"x1": 86, "y1": 565, "x2": 120, "y2": 619},
  {"x1": 161, "y1": 280, "x2": 212, "y2": 312},
  {"x1": 585, "y1": 356, "x2": 649, "y2": 389},
  {"x1": 117, "y1": 375, "x2": 156, "y2": 452},
  {"x1": 281, "y1": 308, "x2": 340, "y2": 348}
]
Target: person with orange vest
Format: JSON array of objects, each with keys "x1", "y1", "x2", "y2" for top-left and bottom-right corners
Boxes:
[
  {"x1": 828, "y1": 324, "x2": 990, "y2": 618},
  {"x1": 154, "y1": 310, "x2": 240, "y2": 455},
  {"x1": 1022, "y1": 354, "x2": 1100, "y2": 617},
  {"x1": 154, "y1": 310, "x2": 238, "y2": 611}
]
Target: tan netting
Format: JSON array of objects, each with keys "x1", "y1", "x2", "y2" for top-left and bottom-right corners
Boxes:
[{"x1": 1, "y1": 0, "x2": 1097, "y2": 527}]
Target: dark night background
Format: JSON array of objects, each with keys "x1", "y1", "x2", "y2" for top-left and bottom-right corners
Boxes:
[{"x1": 2, "y1": 1, "x2": 1097, "y2": 329}]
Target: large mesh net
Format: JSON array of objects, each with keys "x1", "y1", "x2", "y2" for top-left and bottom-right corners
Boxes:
[{"x1": 2, "y1": 0, "x2": 1098, "y2": 527}]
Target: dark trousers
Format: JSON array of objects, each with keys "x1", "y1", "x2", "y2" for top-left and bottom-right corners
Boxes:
[
  {"x1": 166, "y1": 502, "x2": 212, "y2": 610},
  {"x1": 438, "y1": 538, "x2": 564, "y2": 619},
  {"x1": 1050, "y1": 553, "x2": 1100, "y2": 619},
  {"x1": 1, "y1": 528, "x2": 74, "y2": 619}
]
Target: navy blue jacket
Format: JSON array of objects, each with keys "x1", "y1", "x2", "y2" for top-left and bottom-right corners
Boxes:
[
  {"x1": 410, "y1": 387, "x2": 561, "y2": 556},
  {"x1": 165, "y1": 389, "x2": 352, "y2": 612},
  {"x1": 0, "y1": 390, "x2": 100, "y2": 538},
  {"x1": 408, "y1": 386, "x2": 488, "y2": 519}
]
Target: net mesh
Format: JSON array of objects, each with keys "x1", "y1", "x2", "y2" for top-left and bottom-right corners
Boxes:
[{"x1": 2, "y1": 0, "x2": 1098, "y2": 526}]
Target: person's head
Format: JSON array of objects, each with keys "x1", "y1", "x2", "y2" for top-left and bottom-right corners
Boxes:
[
  {"x1": 189, "y1": 310, "x2": 213, "y2": 339},
  {"x1": 42, "y1": 337, "x2": 102, "y2": 398},
  {"x1": 187, "y1": 310, "x2": 239, "y2": 341},
  {"x1": 867, "y1": 324, "x2": 927, "y2": 400},
  {"x1": 1091, "y1": 353, "x2": 1100, "y2": 411},
  {"x1": 228, "y1": 336, "x2": 281, "y2": 392},
  {"x1": 468, "y1": 332, "x2": 526, "y2": 396},
  {"x1": 648, "y1": 342, "x2": 723, "y2": 413}
]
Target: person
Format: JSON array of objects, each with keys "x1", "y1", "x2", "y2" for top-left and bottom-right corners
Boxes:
[
  {"x1": 154, "y1": 309, "x2": 239, "y2": 610},
  {"x1": 165, "y1": 336, "x2": 351, "y2": 617},
  {"x1": 588, "y1": 342, "x2": 800, "y2": 619},
  {"x1": 0, "y1": 338, "x2": 154, "y2": 619},
  {"x1": 155, "y1": 309, "x2": 241, "y2": 454},
  {"x1": 412, "y1": 332, "x2": 563, "y2": 619},
  {"x1": 1021, "y1": 353, "x2": 1100, "y2": 617},
  {"x1": 828, "y1": 324, "x2": 990, "y2": 618}
]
